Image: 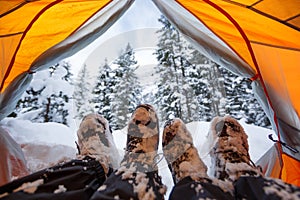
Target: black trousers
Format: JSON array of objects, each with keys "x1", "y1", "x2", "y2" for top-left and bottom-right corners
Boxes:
[
  {"x1": 0, "y1": 156, "x2": 108, "y2": 200},
  {"x1": 169, "y1": 176, "x2": 300, "y2": 200},
  {"x1": 1, "y1": 159, "x2": 299, "y2": 200}
]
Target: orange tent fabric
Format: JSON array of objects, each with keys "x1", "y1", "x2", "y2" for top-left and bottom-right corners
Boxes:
[
  {"x1": 0, "y1": 0, "x2": 134, "y2": 120},
  {"x1": 153, "y1": 0, "x2": 300, "y2": 186},
  {"x1": 282, "y1": 153, "x2": 300, "y2": 186},
  {"x1": 1, "y1": 0, "x2": 111, "y2": 92},
  {"x1": 1, "y1": 0, "x2": 299, "y2": 186}
]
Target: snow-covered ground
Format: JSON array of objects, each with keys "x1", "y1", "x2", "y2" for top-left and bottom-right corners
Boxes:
[{"x1": 0, "y1": 117, "x2": 274, "y2": 197}]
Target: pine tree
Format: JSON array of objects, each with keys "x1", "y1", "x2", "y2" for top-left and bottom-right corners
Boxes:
[
  {"x1": 111, "y1": 43, "x2": 142, "y2": 130},
  {"x1": 154, "y1": 15, "x2": 199, "y2": 123},
  {"x1": 219, "y1": 66, "x2": 271, "y2": 128},
  {"x1": 247, "y1": 94, "x2": 271, "y2": 128},
  {"x1": 59, "y1": 61, "x2": 73, "y2": 82},
  {"x1": 15, "y1": 63, "x2": 73, "y2": 125},
  {"x1": 187, "y1": 63, "x2": 212, "y2": 121},
  {"x1": 186, "y1": 43, "x2": 228, "y2": 120},
  {"x1": 152, "y1": 15, "x2": 270, "y2": 128},
  {"x1": 73, "y1": 64, "x2": 94, "y2": 120},
  {"x1": 206, "y1": 61, "x2": 227, "y2": 117},
  {"x1": 187, "y1": 48, "x2": 212, "y2": 121},
  {"x1": 92, "y1": 58, "x2": 115, "y2": 123},
  {"x1": 40, "y1": 63, "x2": 73, "y2": 125},
  {"x1": 14, "y1": 86, "x2": 45, "y2": 116}
]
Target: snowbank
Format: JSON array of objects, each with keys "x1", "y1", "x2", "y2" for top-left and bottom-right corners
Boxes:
[
  {"x1": 0, "y1": 117, "x2": 274, "y2": 198},
  {"x1": 0, "y1": 118, "x2": 77, "y2": 148},
  {"x1": 0, "y1": 118, "x2": 77, "y2": 173}
]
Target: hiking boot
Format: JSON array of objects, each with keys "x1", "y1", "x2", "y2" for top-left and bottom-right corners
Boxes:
[
  {"x1": 77, "y1": 113, "x2": 120, "y2": 175},
  {"x1": 113, "y1": 104, "x2": 167, "y2": 199},
  {"x1": 209, "y1": 116, "x2": 261, "y2": 182},
  {"x1": 162, "y1": 118, "x2": 208, "y2": 184},
  {"x1": 118, "y1": 104, "x2": 160, "y2": 173}
]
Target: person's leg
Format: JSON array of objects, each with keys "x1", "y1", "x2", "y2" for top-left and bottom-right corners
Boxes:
[
  {"x1": 209, "y1": 116, "x2": 261, "y2": 182},
  {"x1": 0, "y1": 113, "x2": 117, "y2": 200},
  {"x1": 209, "y1": 116, "x2": 300, "y2": 199},
  {"x1": 162, "y1": 118, "x2": 208, "y2": 183},
  {"x1": 76, "y1": 113, "x2": 120, "y2": 175},
  {"x1": 91, "y1": 104, "x2": 166, "y2": 200},
  {"x1": 162, "y1": 118, "x2": 233, "y2": 200}
]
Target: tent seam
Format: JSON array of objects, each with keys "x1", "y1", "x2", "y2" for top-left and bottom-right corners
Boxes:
[
  {"x1": 220, "y1": 0, "x2": 300, "y2": 32},
  {"x1": 0, "y1": 32, "x2": 23, "y2": 38},
  {"x1": 250, "y1": 40, "x2": 300, "y2": 52},
  {"x1": 0, "y1": 0, "x2": 63, "y2": 93},
  {"x1": 174, "y1": 0, "x2": 251, "y2": 72},
  {"x1": 0, "y1": 1, "x2": 28, "y2": 18},
  {"x1": 202, "y1": 0, "x2": 282, "y2": 147}
]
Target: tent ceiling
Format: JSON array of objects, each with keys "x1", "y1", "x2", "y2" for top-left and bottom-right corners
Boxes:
[{"x1": 229, "y1": 0, "x2": 300, "y2": 31}]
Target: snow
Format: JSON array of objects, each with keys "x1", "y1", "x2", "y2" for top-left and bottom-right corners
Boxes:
[
  {"x1": 13, "y1": 179, "x2": 44, "y2": 194},
  {"x1": 53, "y1": 185, "x2": 67, "y2": 194},
  {"x1": 0, "y1": 116, "x2": 274, "y2": 198},
  {"x1": 0, "y1": 118, "x2": 77, "y2": 173},
  {"x1": 22, "y1": 143, "x2": 76, "y2": 173},
  {"x1": 0, "y1": 118, "x2": 77, "y2": 148}
]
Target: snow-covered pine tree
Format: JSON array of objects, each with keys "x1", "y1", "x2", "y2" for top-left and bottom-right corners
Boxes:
[
  {"x1": 184, "y1": 45, "x2": 228, "y2": 121},
  {"x1": 39, "y1": 63, "x2": 73, "y2": 125},
  {"x1": 59, "y1": 61, "x2": 73, "y2": 82},
  {"x1": 186, "y1": 47, "x2": 212, "y2": 121},
  {"x1": 219, "y1": 66, "x2": 271, "y2": 128},
  {"x1": 187, "y1": 67, "x2": 208, "y2": 121},
  {"x1": 73, "y1": 64, "x2": 94, "y2": 120},
  {"x1": 187, "y1": 65, "x2": 212, "y2": 121},
  {"x1": 154, "y1": 15, "x2": 199, "y2": 123},
  {"x1": 205, "y1": 61, "x2": 227, "y2": 117},
  {"x1": 15, "y1": 62, "x2": 73, "y2": 125},
  {"x1": 153, "y1": 15, "x2": 269, "y2": 128},
  {"x1": 92, "y1": 58, "x2": 115, "y2": 124},
  {"x1": 110, "y1": 43, "x2": 142, "y2": 130},
  {"x1": 13, "y1": 86, "x2": 45, "y2": 117}
]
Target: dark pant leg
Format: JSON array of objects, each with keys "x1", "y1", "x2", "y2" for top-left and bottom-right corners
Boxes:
[
  {"x1": 234, "y1": 176, "x2": 300, "y2": 200},
  {"x1": 169, "y1": 176, "x2": 234, "y2": 200},
  {"x1": 0, "y1": 156, "x2": 107, "y2": 200},
  {"x1": 91, "y1": 170, "x2": 166, "y2": 200}
]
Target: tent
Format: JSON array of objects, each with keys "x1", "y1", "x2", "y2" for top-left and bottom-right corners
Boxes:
[{"x1": 1, "y1": 0, "x2": 299, "y2": 186}]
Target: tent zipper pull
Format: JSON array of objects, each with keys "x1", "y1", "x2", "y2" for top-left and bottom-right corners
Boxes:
[{"x1": 268, "y1": 134, "x2": 299, "y2": 153}]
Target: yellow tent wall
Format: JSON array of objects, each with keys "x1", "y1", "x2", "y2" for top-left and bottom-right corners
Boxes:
[{"x1": 1, "y1": 0, "x2": 109, "y2": 92}]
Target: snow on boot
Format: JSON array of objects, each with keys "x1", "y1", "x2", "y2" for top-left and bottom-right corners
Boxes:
[
  {"x1": 208, "y1": 116, "x2": 261, "y2": 182},
  {"x1": 162, "y1": 118, "x2": 208, "y2": 184},
  {"x1": 77, "y1": 113, "x2": 120, "y2": 175},
  {"x1": 118, "y1": 104, "x2": 160, "y2": 173},
  {"x1": 111, "y1": 104, "x2": 166, "y2": 200}
]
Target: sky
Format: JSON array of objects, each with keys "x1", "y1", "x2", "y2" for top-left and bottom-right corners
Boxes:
[{"x1": 66, "y1": 0, "x2": 162, "y2": 77}]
